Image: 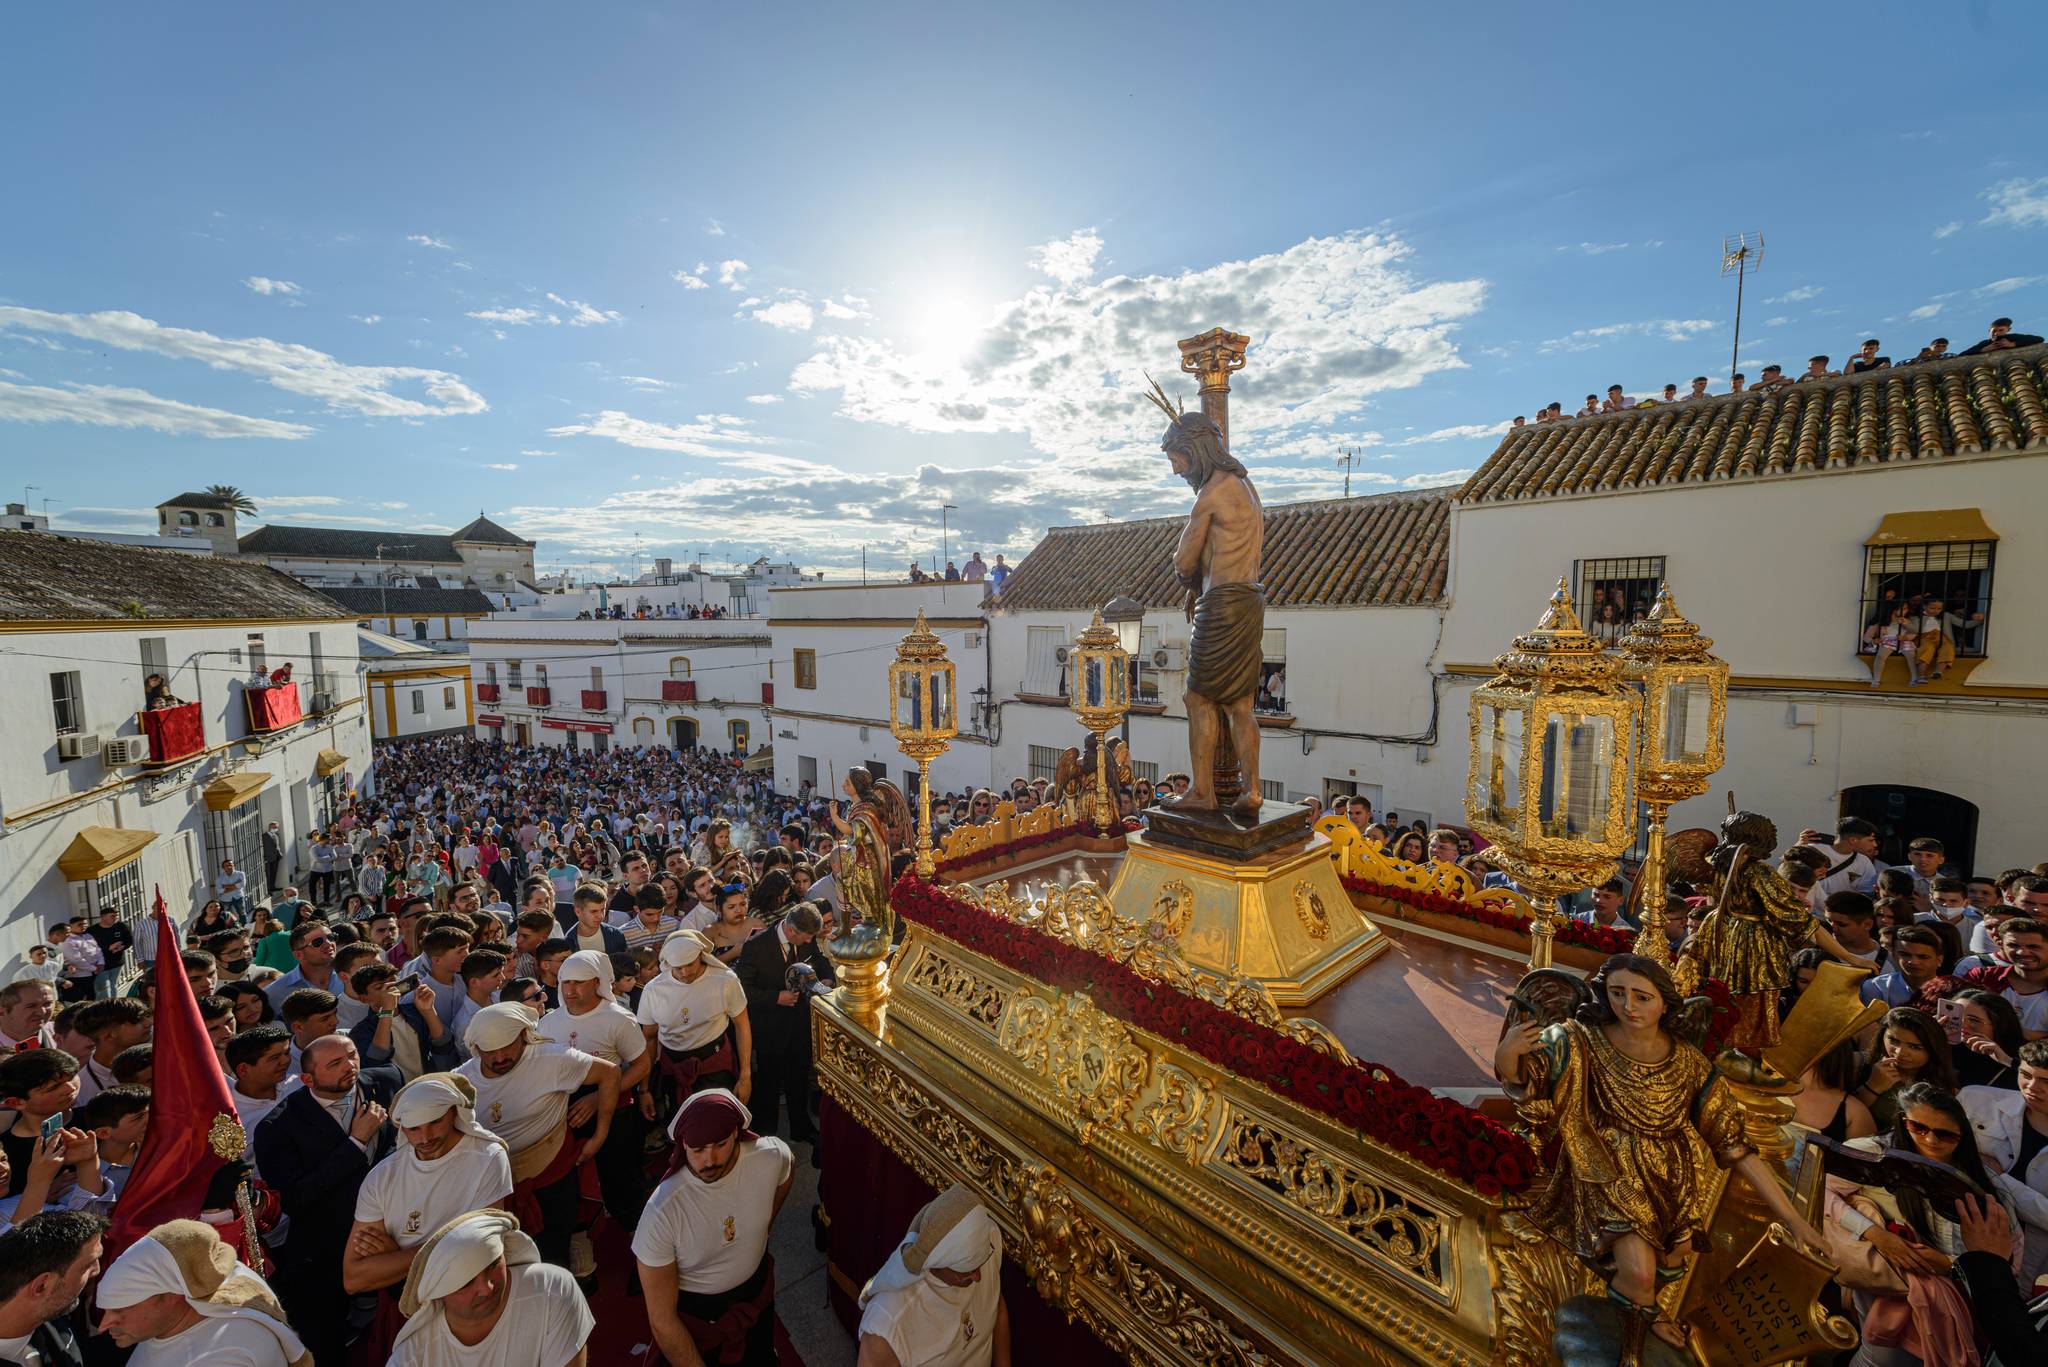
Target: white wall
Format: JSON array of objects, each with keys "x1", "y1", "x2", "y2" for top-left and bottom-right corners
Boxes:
[{"x1": 0, "y1": 621, "x2": 370, "y2": 976}]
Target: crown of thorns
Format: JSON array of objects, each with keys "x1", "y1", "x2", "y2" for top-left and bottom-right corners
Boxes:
[{"x1": 1140, "y1": 372, "x2": 1186, "y2": 423}]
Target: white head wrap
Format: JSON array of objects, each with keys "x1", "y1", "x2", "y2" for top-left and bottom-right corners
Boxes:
[
  {"x1": 558, "y1": 949, "x2": 614, "y2": 1001},
  {"x1": 389, "y1": 1072, "x2": 505, "y2": 1149},
  {"x1": 464, "y1": 1000, "x2": 542, "y2": 1052},
  {"x1": 99, "y1": 1221, "x2": 310, "y2": 1367},
  {"x1": 660, "y1": 928, "x2": 714, "y2": 968},
  {"x1": 392, "y1": 1210, "x2": 540, "y2": 1350},
  {"x1": 859, "y1": 1184, "x2": 1003, "y2": 1307}
]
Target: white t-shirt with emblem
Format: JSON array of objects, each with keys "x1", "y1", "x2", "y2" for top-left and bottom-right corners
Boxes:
[
  {"x1": 631, "y1": 1138, "x2": 793, "y2": 1293},
  {"x1": 636, "y1": 964, "x2": 747, "y2": 1052},
  {"x1": 536, "y1": 1001, "x2": 647, "y2": 1069},
  {"x1": 354, "y1": 1134, "x2": 514, "y2": 1247},
  {"x1": 387, "y1": 1261, "x2": 594, "y2": 1367},
  {"x1": 130, "y1": 1314, "x2": 293, "y2": 1366},
  {"x1": 454, "y1": 1044, "x2": 594, "y2": 1153}
]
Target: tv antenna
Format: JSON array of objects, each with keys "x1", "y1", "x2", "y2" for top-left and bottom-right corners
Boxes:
[
  {"x1": 1336, "y1": 447, "x2": 1360, "y2": 498},
  {"x1": 1720, "y1": 232, "x2": 1764, "y2": 385}
]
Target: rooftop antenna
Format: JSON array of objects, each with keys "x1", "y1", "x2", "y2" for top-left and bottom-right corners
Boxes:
[
  {"x1": 1720, "y1": 232, "x2": 1764, "y2": 384},
  {"x1": 1336, "y1": 447, "x2": 1359, "y2": 498}
]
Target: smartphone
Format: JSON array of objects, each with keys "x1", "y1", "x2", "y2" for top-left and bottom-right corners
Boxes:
[
  {"x1": 40, "y1": 1113, "x2": 64, "y2": 1143},
  {"x1": 392, "y1": 972, "x2": 423, "y2": 996},
  {"x1": 1933, "y1": 998, "x2": 1964, "y2": 1042}
]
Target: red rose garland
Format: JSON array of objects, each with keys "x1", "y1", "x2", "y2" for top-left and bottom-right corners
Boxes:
[
  {"x1": 932, "y1": 816, "x2": 1141, "y2": 875},
  {"x1": 891, "y1": 872, "x2": 1535, "y2": 1195}
]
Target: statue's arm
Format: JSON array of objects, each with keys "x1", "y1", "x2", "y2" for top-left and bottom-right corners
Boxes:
[{"x1": 1173, "y1": 488, "x2": 1214, "y2": 585}]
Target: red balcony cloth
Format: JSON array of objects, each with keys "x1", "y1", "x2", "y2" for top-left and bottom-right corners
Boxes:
[
  {"x1": 761, "y1": 682, "x2": 775, "y2": 705},
  {"x1": 662, "y1": 680, "x2": 697, "y2": 702},
  {"x1": 246, "y1": 685, "x2": 303, "y2": 731},
  {"x1": 581, "y1": 689, "x2": 607, "y2": 709},
  {"x1": 142, "y1": 701, "x2": 204, "y2": 761},
  {"x1": 526, "y1": 687, "x2": 551, "y2": 705},
  {"x1": 476, "y1": 684, "x2": 500, "y2": 702}
]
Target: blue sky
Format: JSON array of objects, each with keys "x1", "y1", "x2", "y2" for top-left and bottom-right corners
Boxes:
[{"x1": 3, "y1": 2, "x2": 2044, "y2": 578}]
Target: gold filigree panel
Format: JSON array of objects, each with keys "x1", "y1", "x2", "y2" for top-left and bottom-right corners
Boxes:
[
  {"x1": 1215, "y1": 1106, "x2": 1451, "y2": 1294},
  {"x1": 902, "y1": 947, "x2": 1009, "y2": 1033},
  {"x1": 1133, "y1": 1061, "x2": 1214, "y2": 1163},
  {"x1": 999, "y1": 992, "x2": 1151, "y2": 1144}
]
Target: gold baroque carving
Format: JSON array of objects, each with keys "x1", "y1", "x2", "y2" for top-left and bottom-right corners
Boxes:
[
  {"x1": 1134, "y1": 1061, "x2": 1214, "y2": 1163},
  {"x1": 999, "y1": 991, "x2": 1151, "y2": 1145},
  {"x1": 1293, "y1": 879, "x2": 1332, "y2": 941},
  {"x1": 1153, "y1": 877, "x2": 1194, "y2": 939},
  {"x1": 903, "y1": 948, "x2": 1009, "y2": 1032},
  {"x1": 1486, "y1": 1210, "x2": 1601, "y2": 1367},
  {"x1": 1216, "y1": 1109, "x2": 1449, "y2": 1292}
]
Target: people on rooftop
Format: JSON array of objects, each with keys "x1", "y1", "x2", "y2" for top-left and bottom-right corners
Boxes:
[
  {"x1": 1601, "y1": 384, "x2": 1635, "y2": 413},
  {"x1": 1961, "y1": 316, "x2": 2045, "y2": 355},
  {"x1": 1685, "y1": 376, "x2": 1710, "y2": 400},
  {"x1": 1847, "y1": 339, "x2": 1890, "y2": 374},
  {"x1": 1799, "y1": 355, "x2": 1838, "y2": 382}
]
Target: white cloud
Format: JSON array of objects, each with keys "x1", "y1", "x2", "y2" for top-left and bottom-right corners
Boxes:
[
  {"x1": 1030, "y1": 229, "x2": 1104, "y2": 285},
  {"x1": 619, "y1": 375, "x2": 671, "y2": 391},
  {"x1": 249, "y1": 495, "x2": 344, "y2": 507},
  {"x1": 407, "y1": 234, "x2": 455, "y2": 250},
  {"x1": 706, "y1": 219, "x2": 726, "y2": 237},
  {"x1": 1401, "y1": 470, "x2": 1471, "y2": 489},
  {"x1": 1906, "y1": 302, "x2": 1944, "y2": 320},
  {"x1": 244, "y1": 276, "x2": 302, "y2": 296},
  {"x1": 788, "y1": 229, "x2": 1486, "y2": 460},
  {"x1": 545, "y1": 293, "x2": 623, "y2": 327},
  {"x1": 484, "y1": 463, "x2": 519, "y2": 471},
  {"x1": 820, "y1": 295, "x2": 871, "y2": 321},
  {"x1": 0, "y1": 305, "x2": 486, "y2": 418},
  {"x1": 1765, "y1": 286, "x2": 1823, "y2": 303},
  {"x1": 351, "y1": 314, "x2": 382, "y2": 324},
  {"x1": 744, "y1": 393, "x2": 783, "y2": 405},
  {"x1": 1933, "y1": 221, "x2": 1962, "y2": 240},
  {"x1": 746, "y1": 298, "x2": 815, "y2": 332},
  {"x1": 1538, "y1": 318, "x2": 1715, "y2": 353},
  {"x1": 547, "y1": 408, "x2": 829, "y2": 477},
  {"x1": 0, "y1": 379, "x2": 313, "y2": 439},
  {"x1": 1982, "y1": 177, "x2": 2048, "y2": 229},
  {"x1": 1764, "y1": 316, "x2": 1791, "y2": 327},
  {"x1": 717, "y1": 260, "x2": 749, "y2": 291},
  {"x1": 519, "y1": 448, "x2": 558, "y2": 456},
  {"x1": 672, "y1": 266, "x2": 709, "y2": 290},
  {"x1": 1397, "y1": 421, "x2": 1507, "y2": 444},
  {"x1": 278, "y1": 512, "x2": 399, "y2": 524},
  {"x1": 467, "y1": 307, "x2": 556, "y2": 326},
  {"x1": 1976, "y1": 275, "x2": 2044, "y2": 297}
]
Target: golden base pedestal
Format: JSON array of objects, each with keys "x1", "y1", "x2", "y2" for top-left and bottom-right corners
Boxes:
[{"x1": 1105, "y1": 831, "x2": 1387, "y2": 1005}]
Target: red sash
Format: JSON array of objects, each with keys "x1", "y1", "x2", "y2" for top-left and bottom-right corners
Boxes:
[
  {"x1": 661, "y1": 1033, "x2": 737, "y2": 1094},
  {"x1": 507, "y1": 1127, "x2": 579, "y2": 1233},
  {"x1": 677, "y1": 1253, "x2": 775, "y2": 1365}
]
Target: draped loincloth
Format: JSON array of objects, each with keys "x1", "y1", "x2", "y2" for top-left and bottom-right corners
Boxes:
[{"x1": 1186, "y1": 582, "x2": 1266, "y2": 703}]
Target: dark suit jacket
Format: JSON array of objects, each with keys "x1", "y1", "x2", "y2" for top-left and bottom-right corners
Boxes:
[
  {"x1": 251, "y1": 1067, "x2": 400, "y2": 1271},
  {"x1": 732, "y1": 927, "x2": 829, "y2": 1052},
  {"x1": 1, "y1": 1316, "x2": 82, "y2": 1367}
]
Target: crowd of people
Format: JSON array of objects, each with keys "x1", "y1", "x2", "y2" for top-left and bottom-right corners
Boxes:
[
  {"x1": 1510, "y1": 316, "x2": 2043, "y2": 428},
  {"x1": 903, "y1": 550, "x2": 1009, "y2": 591},
  {"x1": 0, "y1": 735, "x2": 1021, "y2": 1366},
  {"x1": 572, "y1": 601, "x2": 736, "y2": 621}
]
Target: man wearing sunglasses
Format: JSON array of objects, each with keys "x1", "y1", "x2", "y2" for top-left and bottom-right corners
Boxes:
[{"x1": 263, "y1": 920, "x2": 369, "y2": 1029}]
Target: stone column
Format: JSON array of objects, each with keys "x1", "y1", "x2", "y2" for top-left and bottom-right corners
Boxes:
[{"x1": 1177, "y1": 327, "x2": 1250, "y2": 449}]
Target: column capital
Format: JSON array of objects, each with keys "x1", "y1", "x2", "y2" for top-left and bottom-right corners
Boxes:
[{"x1": 1177, "y1": 327, "x2": 1250, "y2": 392}]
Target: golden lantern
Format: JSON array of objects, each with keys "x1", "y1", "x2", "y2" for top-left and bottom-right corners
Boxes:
[
  {"x1": 888, "y1": 609, "x2": 957, "y2": 878},
  {"x1": 1615, "y1": 584, "x2": 1729, "y2": 962},
  {"x1": 1067, "y1": 610, "x2": 1131, "y2": 835},
  {"x1": 1466, "y1": 577, "x2": 1639, "y2": 968}
]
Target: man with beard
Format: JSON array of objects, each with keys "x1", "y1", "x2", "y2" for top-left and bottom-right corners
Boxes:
[
  {"x1": 857, "y1": 1184, "x2": 1011, "y2": 1367},
  {"x1": 634, "y1": 1089, "x2": 793, "y2": 1367},
  {"x1": 254, "y1": 1036, "x2": 398, "y2": 1364},
  {"x1": 456, "y1": 1004, "x2": 618, "y2": 1269},
  {"x1": 0, "y1": 1211, "x2": 105, "y2": 1367}
]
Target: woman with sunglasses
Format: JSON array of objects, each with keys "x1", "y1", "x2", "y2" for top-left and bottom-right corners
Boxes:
[{"x1": 1827, "y1": 1082, "x2": 2019, "y2": 1364}]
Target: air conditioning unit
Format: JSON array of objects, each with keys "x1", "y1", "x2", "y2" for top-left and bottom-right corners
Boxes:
[
  {"x1": 859, "y1": 726, "x2": 870, "y2": 743},
  {"x1": 1152, "y1": 644, "x2": 1186, "y2": 670},
  {"x1": 58, "y1": 732, "x2": 103, "y2": 760},
  {"x1": 101, "y1": 737, "x2": 152, "y2": 765}
]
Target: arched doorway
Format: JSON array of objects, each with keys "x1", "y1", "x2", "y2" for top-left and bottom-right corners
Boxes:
[
  {"x1": 1840, "y1": 784, "x2": 1979, "y2": 875},
  {"x1": 669, "y1": 717, "x2": 697, "y2": 750}
]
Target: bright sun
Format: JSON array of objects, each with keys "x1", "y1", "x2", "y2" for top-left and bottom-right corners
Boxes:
[{"x1": 903, "y1": 290, "x2": 989, "y2": 365}]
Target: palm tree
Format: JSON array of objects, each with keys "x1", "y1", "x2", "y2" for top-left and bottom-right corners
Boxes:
[{"x1": 205, "y1": 484, "x2": 258, "y2": 517}]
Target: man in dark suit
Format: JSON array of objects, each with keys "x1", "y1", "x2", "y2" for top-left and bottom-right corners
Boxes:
[
  {"x1": 0, "y1": 1210, "x2": 106, "y2": 1367},
  {"x1": 733, "y1": 901, "x2": 831, "y2": 1143},
  {"x1": 262, "y1": 821, "x2": 286, "y2": 895},
  {"x1": 253, "y1": 1035, "x2": 398, "y2": 1366}
]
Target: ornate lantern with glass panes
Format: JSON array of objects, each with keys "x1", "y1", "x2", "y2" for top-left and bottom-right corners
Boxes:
[
  {"x1": 889, "y1": 609, "x2": 957, "y2": 877},
  {"x1": 1615, "y1": 585, "x2": 1728, "y2": 961},
  {"x1": 1067, "y1": 611, "x2": 1131, "y2": 834},
  {"x1": 1466, "y1": 578, "x2": 1640, "y2": 968}
]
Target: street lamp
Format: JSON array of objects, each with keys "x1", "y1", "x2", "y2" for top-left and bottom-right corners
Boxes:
[
  {"x1": 1615, "y1": 585, "x2": 1729, "y2": 961},
  {"x1": 1101, "y1": 595, "x2": 1146, "y2": 749},
  {"x1": 1465, "y1": 577, "x2": 1640, "y2": 969},
  {"x1": 888, "y1": 609, "x2": 957, "y2": 878},
  {"x1": 1068, "y1": 611, "x2": 1132, "y2": 835}
]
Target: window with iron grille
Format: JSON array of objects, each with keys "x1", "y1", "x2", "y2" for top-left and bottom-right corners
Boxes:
[
  {"x1": 443, "y1": 686, "x2": 457, "y2": 709},
  {"x1": 1024, "y1": 627, "x2": 1066, "y2": 697},
  {"x1": 794, "y1": 649, "x2": 817, "y2": 690},
  {"x1": 95, "y1": 861, "x2": 147, "y2": 983},
  {"x1": 508, "y1": 660, "x2": 523, "y2": 688},
  {"x1": 1131, "y1": 760, "x2": 1160, "y2": 784},
  {"x1": 411, "y1": 689, "x2": 425, "y2": 714},
  {"x1": 50, "y1": 671, "x2": 83, "y2": 734},
  {"x1": 1860, "y1": 540, "x2": 1994, "y2": 660},
  {"x1": 1575, "y1": 556, "x2": 1666, "y2": 645},
  {"x1": 1027, "y1": 744, "x2": 1061, "y2": 782}
]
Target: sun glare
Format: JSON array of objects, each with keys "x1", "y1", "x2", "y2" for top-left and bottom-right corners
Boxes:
[{"x1": 903, "y1": 289, "x2": 990, "y2": 365}]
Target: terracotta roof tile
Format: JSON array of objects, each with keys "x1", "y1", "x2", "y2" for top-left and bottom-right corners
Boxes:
[
  {"x1": 0, "y1": 530, "x2": 355, "y2": 622},
  {"x1": 318, "y1": 586, "x2": 498, "y2": 615},
  {"x1": 1458, "y1": 345, "x2": 2048, "y2": 505},
  {"x1": 995, "y1": 489, "x2": 1450, "y2": 612}
]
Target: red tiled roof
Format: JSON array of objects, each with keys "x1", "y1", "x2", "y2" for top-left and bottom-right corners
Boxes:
[
  {"x1": 1458, "y1": 345, "x2": 2048, "y2": 505},
  {"x1": 995, "y1": 489, "x2": 1450, "y2": 612}
]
